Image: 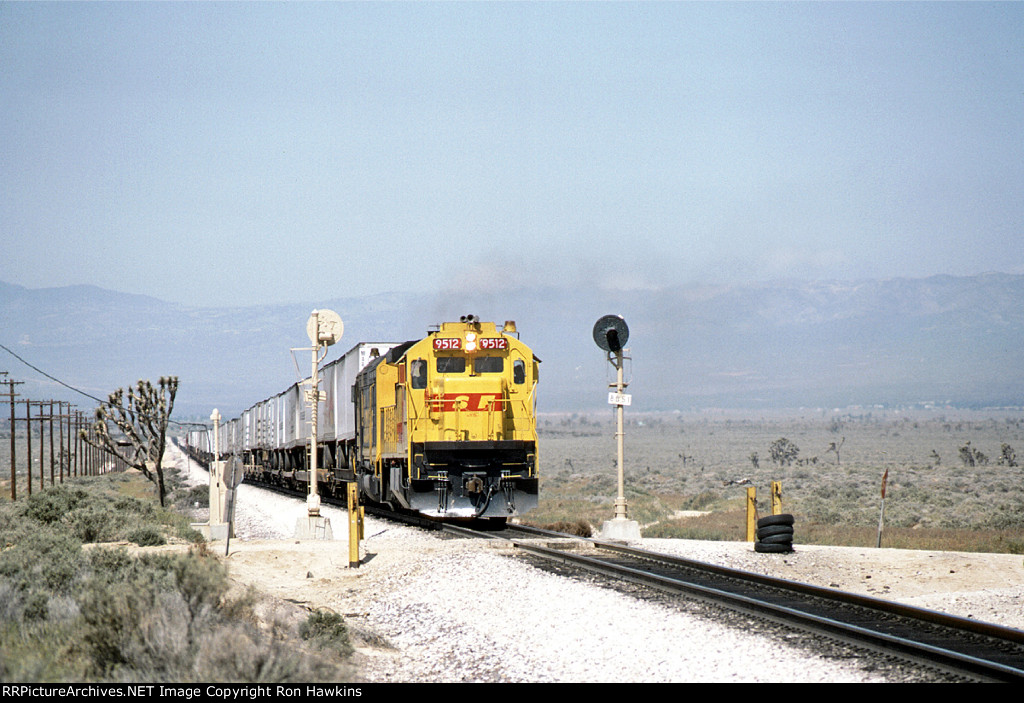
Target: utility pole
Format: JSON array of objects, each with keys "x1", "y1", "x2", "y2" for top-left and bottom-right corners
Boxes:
[
  {"x1": 1, "y1": 374, "x2": 23, "y2": 500},
  {"x1": 22, "y1": 399, "x2": 32, "y2": 496},
  {"x1": 72, "y1": 410, "x2": 81, "y2": 478},
  {"x1": 76, "y1": 410, "x2": 86, "y2": 477},
  {"x1": 48, "y1": 400, "x2": 55, "y2": 486},
  {"x1": 58, "y1": 402, "x2": 67, "y2": 482},
  {"x1": 36, "y1": 401, "x2": 45, "y2": 489}
]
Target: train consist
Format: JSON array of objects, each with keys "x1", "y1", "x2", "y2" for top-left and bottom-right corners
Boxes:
[{"x1": 186, "y1": 316, "x2": 540, "y2": 520}]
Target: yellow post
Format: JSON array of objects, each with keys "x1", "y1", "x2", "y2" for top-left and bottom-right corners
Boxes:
[
  {"x1": 771, "y1": 481, "x2": 782, "y2": 515},
  {"x1": 347, "y1": 482, "x2": 360, "y2": 568},
  {"x1": 746, "y1": 486, "x2": 757, "y2": 542}
]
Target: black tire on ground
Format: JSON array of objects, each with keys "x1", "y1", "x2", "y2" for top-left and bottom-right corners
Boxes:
[
  {"x1": 756, "y1": 524, "x2": 794, "y2": 540},
  {"x1": 754, "y1": 541, "x2": 794, "y2": 554},
  {"x1": 757, "y1": 513, "x2": 795, "y2": 528},
  {"x1": 759, "y1": 533, "x2": 795, "y2": 545}
]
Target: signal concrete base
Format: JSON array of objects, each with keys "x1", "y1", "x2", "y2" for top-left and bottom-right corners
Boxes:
[
  {"x1": 294, "y1": 516, "x2": 334, "y2": 540},
  {"x1": 600, "y1": 518, "x2": 642, "y2": 541},
  {"x1": 191, "y1": 522, "x2": 232, "y2": 541}
]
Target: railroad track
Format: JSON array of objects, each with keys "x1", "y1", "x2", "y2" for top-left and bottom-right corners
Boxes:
[
  {"x1": 185, "y1": 457, "x2": 1024, "y2": 681},
  {"x1": 442, "y1": 524, "x2": 1024, "y2": 682}
]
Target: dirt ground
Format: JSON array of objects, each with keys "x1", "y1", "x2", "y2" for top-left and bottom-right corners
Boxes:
[{"x1": 216, "y1": 528, "x2": 1024, "y2": 632}]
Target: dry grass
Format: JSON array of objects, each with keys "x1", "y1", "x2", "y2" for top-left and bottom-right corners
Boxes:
[{"x1": 535, "y1": 410, "x2": 1024, "y2": 554}]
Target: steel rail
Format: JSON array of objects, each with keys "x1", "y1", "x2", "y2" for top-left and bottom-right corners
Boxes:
[
  {"x1": 508, "y1": 538, "x2": 1024, "y2": 682},
  {"x1": 590, "y1": 538, "x2": 1024, "y2": 644}
]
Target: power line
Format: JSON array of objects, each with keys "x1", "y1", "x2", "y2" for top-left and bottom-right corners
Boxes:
[
  {"x1": 0, "y1": 342, "x2": 110, "y2": 406},
  {"x1": 0, "y1": 342, "x2": 208, "y2": 430}
]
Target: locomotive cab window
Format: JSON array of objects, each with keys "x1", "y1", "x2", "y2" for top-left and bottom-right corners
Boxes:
[
  {"x1": 474, "y1": 356, "x2": 503, "y2": 374},
  {"x1": 513, "y1": 359, "x2": 526, "y2": 384},
  {"x1": 436, "y1": 357, "x2": 466, "y2": 374},
  {"x1": 411, "y1": 359, "x2": 427, "y2": 389}
]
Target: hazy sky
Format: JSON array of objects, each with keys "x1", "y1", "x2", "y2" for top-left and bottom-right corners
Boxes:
[{"x1": 2, "y1": 2, "x2": 1022, "y2": 307}]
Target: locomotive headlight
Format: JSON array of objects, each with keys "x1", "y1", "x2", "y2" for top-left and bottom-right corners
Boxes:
[{"x1": 465, "y1": 332, "x2": 477, "y2": 352}]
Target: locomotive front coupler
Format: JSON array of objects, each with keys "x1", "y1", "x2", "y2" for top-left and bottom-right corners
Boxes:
[{"x1": 463, "y1": 473, "x2": 485, "y2": 495}]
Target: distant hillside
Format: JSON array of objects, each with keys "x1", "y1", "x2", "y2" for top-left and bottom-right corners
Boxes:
[{"x1": 2, "y1": 273, "x2": 1023, "y2": 418}]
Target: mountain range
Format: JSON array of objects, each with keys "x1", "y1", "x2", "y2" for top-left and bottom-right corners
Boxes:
[{"x1": 2, "y1": 273, "x2": 1023, "y2": 420}]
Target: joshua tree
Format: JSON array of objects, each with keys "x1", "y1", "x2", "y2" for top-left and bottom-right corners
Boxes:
[
  {"x1": 81, "y1": 376, "x2": 179, "y2": 505},
  {"x1": 768, "y1": 437, "x2": 800, "y2": 467},
  {"x1": 958, "y1": 441, "x2": 988, "y2": 468},
  {"x1": 826, "y1": 436, "x2": 845, "y2": 466}
]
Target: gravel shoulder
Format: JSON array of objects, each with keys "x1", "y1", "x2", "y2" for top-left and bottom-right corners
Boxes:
[{"x1": 173, "y1": 448, "x2": 1024, "y2": 682}]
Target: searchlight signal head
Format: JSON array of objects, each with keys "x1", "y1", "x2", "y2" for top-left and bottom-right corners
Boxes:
[{"x1": 593, "y1": 315, "x2": 629, "y2": 353}]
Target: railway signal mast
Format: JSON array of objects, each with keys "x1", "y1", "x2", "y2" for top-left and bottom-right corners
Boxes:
[
  {"x1": 593, "y1": 315, "x2": 641, "y2": 541},
  {"x1": 296, "y1": 309, "x2": 343, "y2": 540}
]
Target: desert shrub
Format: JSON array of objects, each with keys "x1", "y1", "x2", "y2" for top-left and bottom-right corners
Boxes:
[
  {"x1": 69, "y1": 504, "x2": 119, "y2": 543},
  {"x1": 0, "y1": 472, "x2": 352, "y2": 683},
  {"x1": 981, "y1": 504, "x2": 1024, "y2": 530},
  {"x1": 142, "y1": 552, "x2": 228, "y2": 618},
  {"x1": 300, "y1": 610, "x2": 353, "y2": 656},
  {"x1": 177, "y1": 484, "x2": 209, "y2": 509},
  {"x1": 683, "y1": 490, "x2": 721, "y2": 511},
  {"x1": 128, "y1": 526, "x2": 167, "y2": 547},
  {"x1": 78, "y1": 550, "x2": 229, "y2": 677},
  {"x1": 15, "y1": 476, "x2": 201, "y2": 546},
  {"x1": 0, "y1": 620, "x2": 91, "y2": 681},
  {"x1": 641, "y1": 508, "x2": 747, "y2": 541},
  {"x1": 86, "y1": 546, "x2": 135, "y2": 578},
  {"x1": 78, "y1": 549, "x2": 349, "y2": 681},
  {"x1": 176, "y1": 524, "x2": 206, "y2": 544},
  {"x1": 22, "y1": 485, "x2": 89, "y2": 524},
  {"x1": 114, "y1": 495, "x2": 158, "y2": 520},
  {"x1": 0, "y1": 530, "x2": 84, "y2": 598},
  {"x1": 0, "y1": 531, "x2": 84, "y2": 629}
]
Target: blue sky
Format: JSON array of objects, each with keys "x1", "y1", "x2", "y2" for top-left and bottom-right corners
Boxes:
[{"x1": 2, "y1": 2, "x2": 1022, "y2": 307}]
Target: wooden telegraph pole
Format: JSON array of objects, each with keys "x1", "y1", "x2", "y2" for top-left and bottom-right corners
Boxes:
[
  {"x1": 36, "y1": 401, "x2": 45, "y2": 489},
  {"x1": 1, "y1": 374, "x2": 23, "y2": 500},
  {"x1": 23, "y1": 399, "x2": 32, "y2": 496}
]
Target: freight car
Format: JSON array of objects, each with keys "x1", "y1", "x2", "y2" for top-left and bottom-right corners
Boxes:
[{"x1": 185, "y1": 316, "x2": 539, "y2": 521}]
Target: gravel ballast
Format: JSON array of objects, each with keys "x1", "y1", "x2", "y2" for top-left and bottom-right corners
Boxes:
[{"x1": 175, "y1": 448, "x2": 1024, "y2": 683}]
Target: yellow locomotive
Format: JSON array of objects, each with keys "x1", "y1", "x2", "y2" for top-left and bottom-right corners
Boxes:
[{"x1": 354, "y1": 315, "x2": 540, "y2": 519}]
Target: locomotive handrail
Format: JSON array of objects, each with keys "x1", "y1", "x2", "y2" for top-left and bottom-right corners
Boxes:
[{"x1": 486, "y1": 391, "x2": 505, "y2": 439}]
